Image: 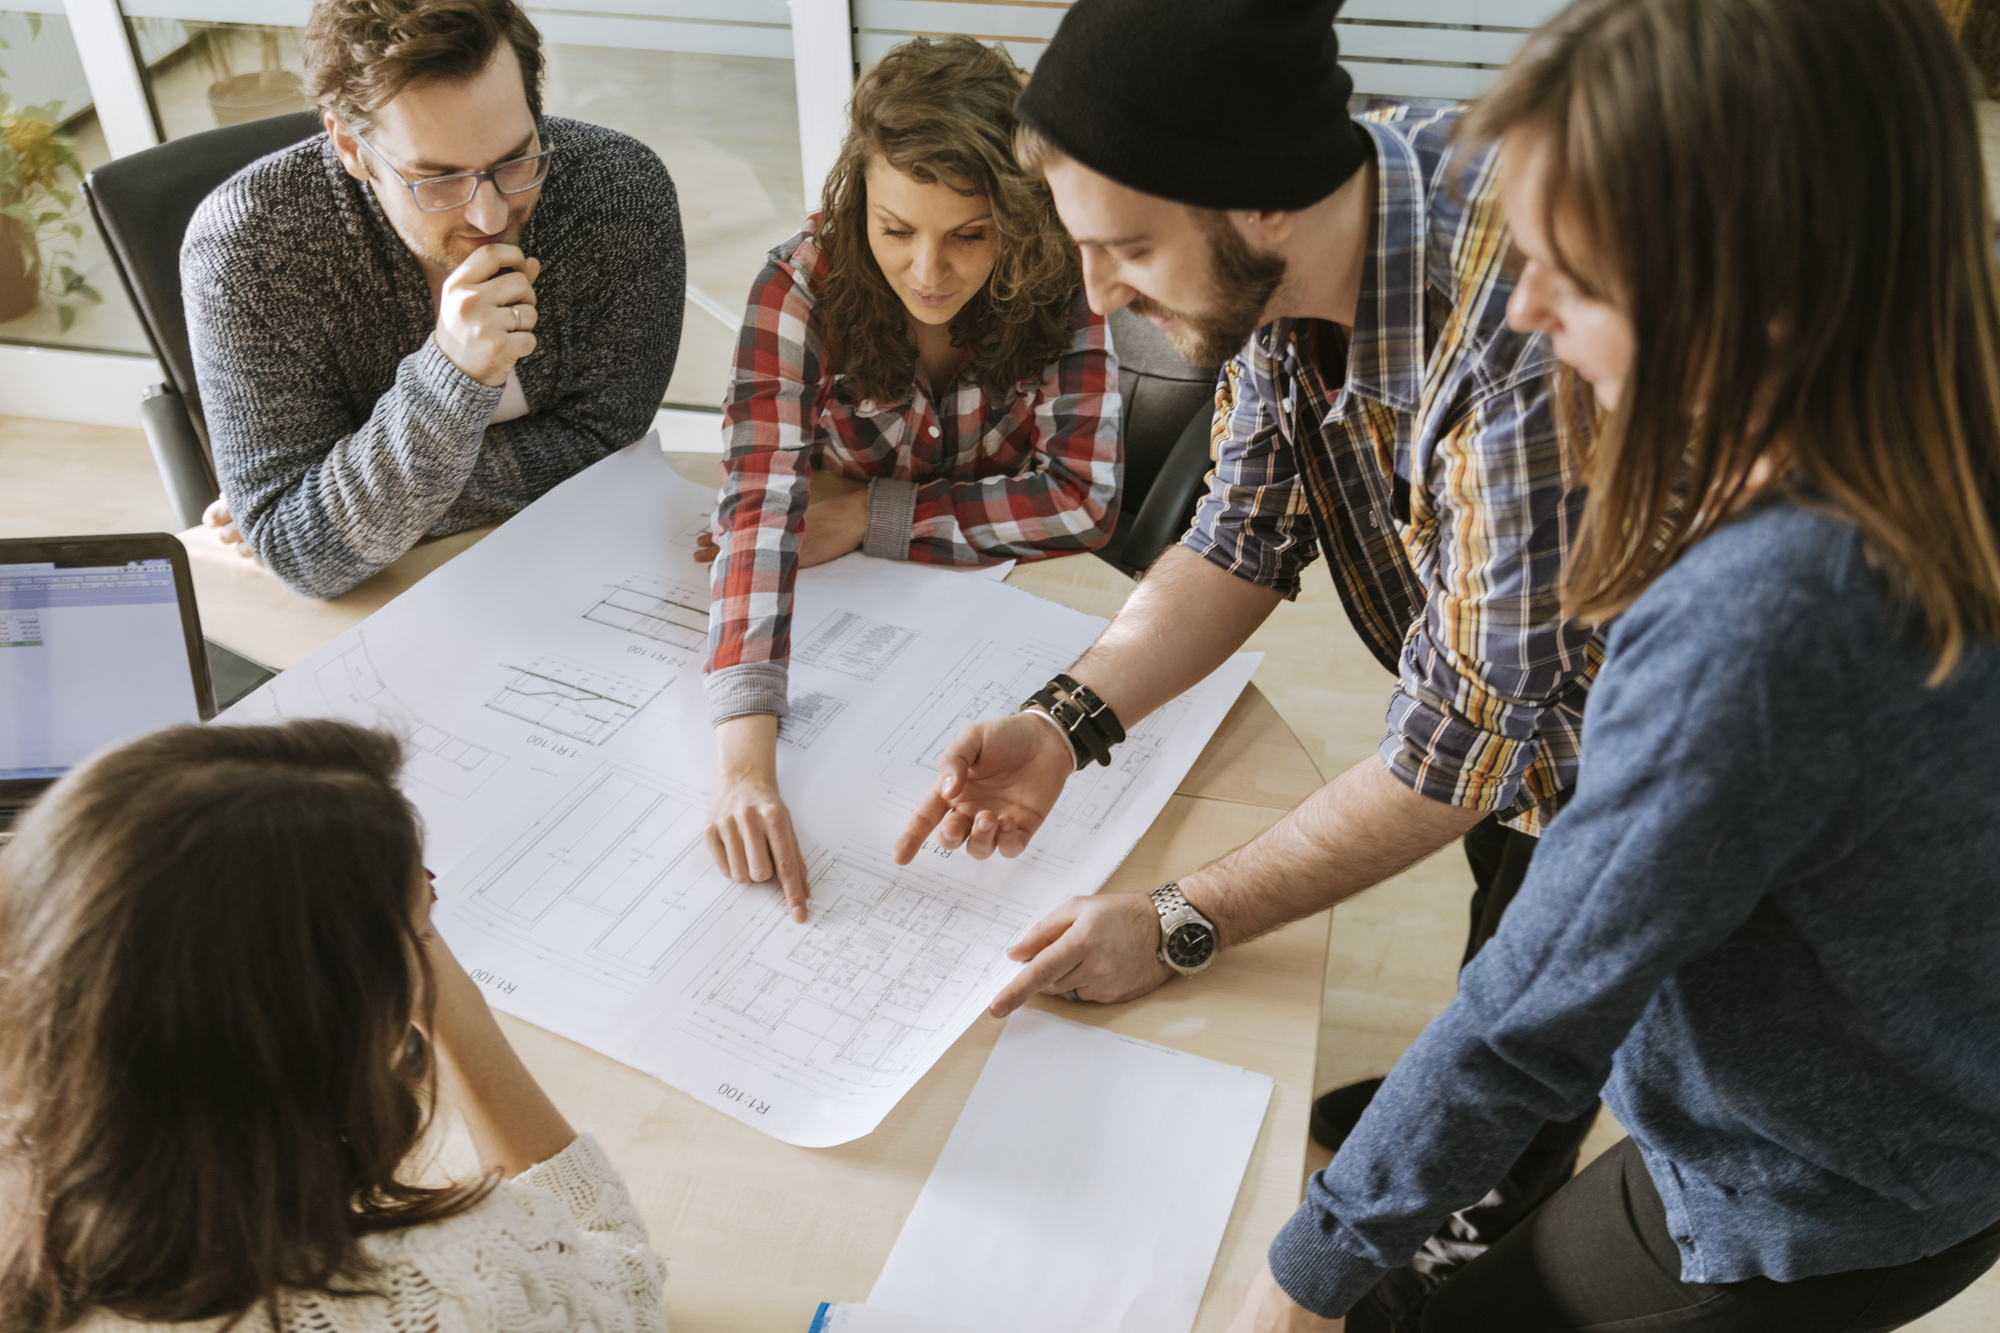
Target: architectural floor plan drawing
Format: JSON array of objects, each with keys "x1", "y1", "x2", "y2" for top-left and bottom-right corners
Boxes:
[
  {"x1": 794, "y1": 609, "x2": 919, "y2": 681},
  {"x1": 693, "y1": 851, "x2": 1026, "y2": 1095},
  {"x1": 583, "y1": 573, "x2": 709, "y2": 654},
  {"x1": 435, "y1": 754, "x2": 1042, "y2": 1141},
  {"x1": 485, "y1": 656, "x2": 660, "y2": 744},
  {"x1": 452, "y1": 761, "x2": 725, "y2": 996}
]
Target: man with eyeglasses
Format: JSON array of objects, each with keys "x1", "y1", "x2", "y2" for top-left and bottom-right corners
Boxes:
[{"x1": 184, "y1": 0, "x2": 684, "y2": 598}]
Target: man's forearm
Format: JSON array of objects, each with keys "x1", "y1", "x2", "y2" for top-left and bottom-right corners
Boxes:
[
  {"x1": 1069, "y1": 545, "x2": 1286, "y2": 726},
  {"x1": 1181, "y1": 756, "x2": 1489, "y2": 948}
]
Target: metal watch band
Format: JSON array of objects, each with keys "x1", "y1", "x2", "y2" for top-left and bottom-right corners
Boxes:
[
  {"x1": 1150, "y1": 881, "x2": 1218, "y2": 977},
  {"x1": 1151, "y1": 882, "x2": 1194, "y2": 920}
]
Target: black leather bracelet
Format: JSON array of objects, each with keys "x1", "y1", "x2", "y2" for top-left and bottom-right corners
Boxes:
[{"x1": 1019, "y1": 675, "x2": 1124, "y2": 770}]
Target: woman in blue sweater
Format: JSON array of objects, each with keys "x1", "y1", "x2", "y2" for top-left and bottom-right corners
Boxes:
[{"x1": 1230, "y1": 1, "x2": 2000, "y2": 1330}]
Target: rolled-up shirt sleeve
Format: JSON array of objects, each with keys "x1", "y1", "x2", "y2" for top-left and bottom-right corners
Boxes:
[
  {"x1": 1179, "y1": 345, "x2": 1323, "y2": 597},
  {"x1": 1380, "y1": 377, "x2": 1594, "y2": 814},
  {"x1": 704, "y1": 252, "x2": 820, "y2": 725}
]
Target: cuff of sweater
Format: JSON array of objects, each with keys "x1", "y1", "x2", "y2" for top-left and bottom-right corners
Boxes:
[
  {"x1": 706, "y1": 662, "x2": 790, "y2": 726},
  {"x1": 863, "y1": 477, "x2": 918, "y2": 560},
  {"x1": 1267, "y1": 1199, "x2": 1394, "y2": 1319},
  {"x1": 416, "y1": 334, "x2": 506, "y2": 427},
  {"x1": 514, "y1": 1133, "x2": 637, "y2": 1231}
]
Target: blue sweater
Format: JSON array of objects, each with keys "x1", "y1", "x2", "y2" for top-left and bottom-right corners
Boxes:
[{"x1": 1270, "y1": 502, "x2": 2000, "y2": 1316}]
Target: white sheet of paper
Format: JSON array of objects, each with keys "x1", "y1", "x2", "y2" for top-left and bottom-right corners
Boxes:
[
  {"x1": 222, "y1": 439, "x2": 1264, "y2": 1146},
  {"x1": 860, "y1": 1009, "x2": 1273, "y2": 1333}
]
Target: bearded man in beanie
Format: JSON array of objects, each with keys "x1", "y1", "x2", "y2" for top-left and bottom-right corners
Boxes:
[{"x1": 894, "y1": 1, "x2": 1597, "y2": 1325}]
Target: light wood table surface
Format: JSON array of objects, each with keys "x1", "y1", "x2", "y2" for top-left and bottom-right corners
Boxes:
[{"x1": 177, "y1": 456, "x2": 1330, "y2": 1333}]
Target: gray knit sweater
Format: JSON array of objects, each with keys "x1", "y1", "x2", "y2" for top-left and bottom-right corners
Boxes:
[{"x1": 183, "y1": 116, "x2": 684, "y2": 598}]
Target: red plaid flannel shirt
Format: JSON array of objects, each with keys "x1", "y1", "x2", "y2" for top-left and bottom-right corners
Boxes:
[{"x1": 702, "y1": 219, "x2": 1121, "y2": 723}]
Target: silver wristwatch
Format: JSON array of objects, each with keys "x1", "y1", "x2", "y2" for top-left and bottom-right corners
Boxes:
[{"x1": 1151, "y1": 882, "x2": 1218, "y2": 977}]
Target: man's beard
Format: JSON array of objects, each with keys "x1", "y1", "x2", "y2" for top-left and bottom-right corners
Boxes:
[
  {"x1": 405, "y1": 203, "x2": 534, "y2": 273},
  {"x1": 1131, "y1": 216, "x2": 1287, "y2": 367}
]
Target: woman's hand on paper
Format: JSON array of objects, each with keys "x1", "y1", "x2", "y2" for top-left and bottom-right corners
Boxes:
[
  {"x1": 986, "y1": 892, "x2": 1172, "y2": 1017},
  {"x1": 798, "y1": 488, "x2": 869, "y2": 568},
  {"x1": 1226, "y1": 1263, "x2": 1344, "y2": 1333},
  {"x1": 707, "y1": 714, "x2": 811, "y2": 921},
  {"x1": 690, "y1": 488, "x2": 869, "y2": 569},
  {"x1": 893, "y1": 712, "x2": 1073, "y2": 864}
]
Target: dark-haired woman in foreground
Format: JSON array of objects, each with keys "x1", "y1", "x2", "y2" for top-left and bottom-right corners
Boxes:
[
  {"x1": 697, "y1": 35, "x2": 1120, "y2": 916},
  {"x1": 0, "y1": 722, "x2": 665, "y2": 1332},
  {"x1": 1231, "y1": 1, "x2": 2000, "y2": 1330}
]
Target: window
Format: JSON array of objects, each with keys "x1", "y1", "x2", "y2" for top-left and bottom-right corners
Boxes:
[{"x1": 0, "y1": 7, "x2": 146, "y2": 355}]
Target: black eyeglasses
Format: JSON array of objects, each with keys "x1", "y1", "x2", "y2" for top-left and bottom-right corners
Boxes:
[{"x1": 354, "y1": 131, "x2": 554, "y2": 213}]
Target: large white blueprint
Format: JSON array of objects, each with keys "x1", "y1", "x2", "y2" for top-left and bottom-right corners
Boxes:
[
  {"x1": 858, "y1": 1009, "x2": 1271, "y2": 1332},
  {"x1": 219, "y1": 437, "x2": 1009, "y2": 869},
  {"x1": 221, "y1": 439, "x2": 1263, "y2": 1146},
  {"x1": 432, "y1": 581, "x2": 1260, "y2": 1145}
]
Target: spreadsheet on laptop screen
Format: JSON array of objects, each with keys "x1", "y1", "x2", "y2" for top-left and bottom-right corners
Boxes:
[{"x1": 0, "y1": 559, "x2": 202, "y2": 782}]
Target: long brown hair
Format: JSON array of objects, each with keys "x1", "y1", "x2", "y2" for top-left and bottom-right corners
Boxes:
[
  {"x1": 815, "y1": 36, "x2": 1082, "y2": 403},
  {"x1": 1465, "y1": 0, "x2": 2000, "y2": 678},
  {"x1": 0, "y1": 721, "x2": 490, "y2": 1331}
]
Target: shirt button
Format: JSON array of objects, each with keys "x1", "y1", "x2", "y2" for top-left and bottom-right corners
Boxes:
[{"x1": 929, "y1": 425, "x2": 941, "y2": 438}]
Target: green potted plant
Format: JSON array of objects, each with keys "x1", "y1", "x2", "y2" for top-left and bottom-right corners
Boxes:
[
  {"x1": 184, "y1": 22, "x2": 309, "y2": 128},
  {"x1": 0, "y1": 92, "x2": 100, "y2": 331}
]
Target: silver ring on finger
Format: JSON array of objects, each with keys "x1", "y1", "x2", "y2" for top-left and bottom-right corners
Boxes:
[{"x1": 1067, "y1": 988, "x2": 1080, "y2": 1003}]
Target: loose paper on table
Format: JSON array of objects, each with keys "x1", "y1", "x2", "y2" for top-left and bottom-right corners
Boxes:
[
  {"x1": 222, "y1": 440, "x2": 1260, "y2": 1145},
  {"x1": 824, "y1": 1009, "x2": 1272, "y2": 1333}
]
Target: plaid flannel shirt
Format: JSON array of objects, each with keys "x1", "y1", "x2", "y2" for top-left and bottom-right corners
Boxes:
[
  {"x1": 1183, "y1": 109, "x2": 1599, "y2": 833},
  {"x1": 703, "y1": 219, "x2": 1121, "y2": 725}
]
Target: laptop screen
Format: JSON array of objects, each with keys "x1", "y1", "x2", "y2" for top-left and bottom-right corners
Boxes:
[{"x1": 1, "y1": 558, "x2": 204, "y2": 782}]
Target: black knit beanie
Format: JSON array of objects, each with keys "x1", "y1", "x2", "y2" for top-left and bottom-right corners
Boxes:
[{"x1": 1015, "y1": 0, "x2": 1371, "y2": 211}]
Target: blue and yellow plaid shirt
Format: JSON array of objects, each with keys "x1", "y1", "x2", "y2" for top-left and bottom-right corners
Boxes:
[{"x1": 1182, "y1": 109, "x2": 1599, "y2": 833}]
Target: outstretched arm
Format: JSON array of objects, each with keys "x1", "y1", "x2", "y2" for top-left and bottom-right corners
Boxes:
[{"x1": 893, "y1": 545, "x2": 1283, "y2": 862}]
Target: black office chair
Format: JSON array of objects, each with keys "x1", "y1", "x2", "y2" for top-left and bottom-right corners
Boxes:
[
  {"x1": 84, "y1": 111, "x2": 324, "y2": 532},
  {"x1": 1095, "y1": 307, "x2": 1221, "y2": 577}
]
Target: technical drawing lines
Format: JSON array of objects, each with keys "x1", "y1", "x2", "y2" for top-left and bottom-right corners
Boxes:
[
  {"x1": 486, "y1": 655, "x2": 660, "y2": 743},
  {"x1": 698, "y1": 851, "x2": 1024, "y2": 1090},
  {"x1": 307, "y1": 639, "x2": 505, "y2": 801},
  {"x1": 458, "y1": 763, "x2": 724, "y2": 994},
  {"x1": 794, "y1": 609, "x2": 918, "y2": 681},
  {"x1": 584, "y1": 572, "x2": 708, "y2": 653},
  {"x1": 777, "y1": 690, "x2": 847, "y2": 749}
]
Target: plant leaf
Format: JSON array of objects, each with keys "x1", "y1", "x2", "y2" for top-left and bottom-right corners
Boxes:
[
  {"x1": 27, "y1": 12, "x2": 41, "y2": 39},
  {"x1": 57, "y1": 303, "x2": 75, "y2": 334}
]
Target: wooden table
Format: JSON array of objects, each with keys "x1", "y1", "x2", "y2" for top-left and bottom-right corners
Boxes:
[{"x1": 178, "y1": 456, "x2": 1330, "y2": 1333}]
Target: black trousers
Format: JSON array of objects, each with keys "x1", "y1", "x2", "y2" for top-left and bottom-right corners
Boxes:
[
  {"x1": 1411, "y1": 818, "x2": 1602, "y2": 1274},
  {"x1": 1407, "y1": 1138, "x2": 2000, "y2": 1332}
]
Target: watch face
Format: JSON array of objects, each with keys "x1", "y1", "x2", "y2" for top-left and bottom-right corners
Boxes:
[{"x1": 1165, "y1": 920, "x2": 1216, "y2": 970}]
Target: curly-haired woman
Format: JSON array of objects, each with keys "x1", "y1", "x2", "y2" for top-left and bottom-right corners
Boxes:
[
  {"x1": 696, "y1": 36, "x2": 1121, "y2": 910},
  {"x1": 0, "y1": 721, "x2": 665, "y2": 1332}
]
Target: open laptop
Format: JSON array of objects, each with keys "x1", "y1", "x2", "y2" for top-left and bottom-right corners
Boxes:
[{"x1": 0, "y1": 533, "x2": 275, "y2": 839}]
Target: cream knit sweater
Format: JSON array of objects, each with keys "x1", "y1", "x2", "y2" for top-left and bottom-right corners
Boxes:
[{"x1": 75, "y1": 1134, "x2": 666, "y2": 1332}]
